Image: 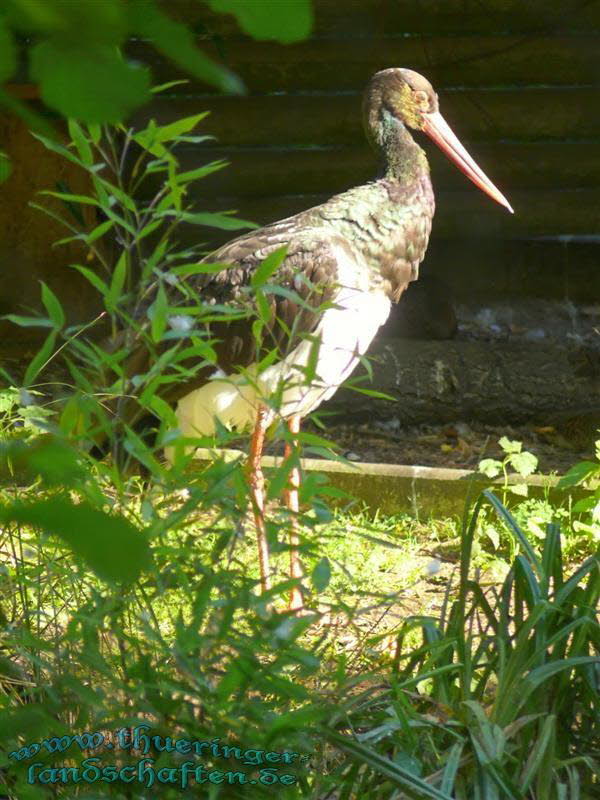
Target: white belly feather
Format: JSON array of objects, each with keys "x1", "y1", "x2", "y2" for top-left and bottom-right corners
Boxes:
[{"x1": 176, "y1": 286, "x2": 391, "y2": 438}]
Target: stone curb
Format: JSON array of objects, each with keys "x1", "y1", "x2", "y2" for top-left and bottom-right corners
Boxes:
[{"x1": 191, "y1": 449, "x2": 567, "y2": 517}]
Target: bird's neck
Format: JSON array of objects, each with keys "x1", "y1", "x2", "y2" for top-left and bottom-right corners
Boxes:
[{"x1": 372, "y1": 109, "x2": 429, "y2": 184}]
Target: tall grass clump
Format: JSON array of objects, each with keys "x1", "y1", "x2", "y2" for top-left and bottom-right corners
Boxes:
[{"x1": 316, "y1": 490, "x2": 599, "y2": 799}]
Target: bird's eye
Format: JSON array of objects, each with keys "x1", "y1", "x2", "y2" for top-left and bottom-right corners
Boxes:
[{"x1": 414, "y1": 90, "x2": 429, "y2": 111}]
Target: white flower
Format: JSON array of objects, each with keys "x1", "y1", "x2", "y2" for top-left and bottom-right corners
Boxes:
[
  {"x1": 164, "y1": 272, "x2": 179, "y2": 286},
  {"x1": 425, "y1": 558, "x2": 442, "y2": 576},
  {"x1": 168, "y1": 314, "x2": 193, "y2": 332},
  {"x1": 19, "y1": 388, "x2": 35, "y2": 407}
]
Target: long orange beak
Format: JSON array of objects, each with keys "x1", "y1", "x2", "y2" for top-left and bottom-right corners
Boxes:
[{"x1": 422, "y1": 110, "x2": 514, "y2": 214}]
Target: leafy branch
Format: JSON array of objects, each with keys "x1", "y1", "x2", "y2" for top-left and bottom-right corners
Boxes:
[{"x1": 0, "y1": 0, "x2": 313, "y2": 139}]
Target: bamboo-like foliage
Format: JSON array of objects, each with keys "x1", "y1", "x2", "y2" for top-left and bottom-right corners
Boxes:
[{"x1": 318, "y1": 490, "x2": 599, "y2": 799}]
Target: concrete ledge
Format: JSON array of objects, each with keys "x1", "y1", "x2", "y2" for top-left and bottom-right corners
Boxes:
[{"x1": 191, "y1": 448, "x2": 565, "y2": 517}]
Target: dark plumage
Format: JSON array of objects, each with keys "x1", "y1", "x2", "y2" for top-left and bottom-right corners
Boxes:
[
  {"x1": 152, "y1": 69, "x2": 442, "y2": 422},
  {"x1": 117, "y1": 68, "x2": 512, "y2": 606}
]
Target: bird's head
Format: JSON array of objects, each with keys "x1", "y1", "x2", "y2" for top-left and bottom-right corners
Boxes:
[{"x1": 364, "y1": 68, "x2": 513, "y2": 213}]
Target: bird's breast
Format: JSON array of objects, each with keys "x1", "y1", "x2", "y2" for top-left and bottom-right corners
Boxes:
[
  {"x1": 317, "y1": 176, "x2": 434, "y2": 302},
  {"x1": 375, "y1": 176, "x2": 434, "y2": 300},
  {"x1": 174, "y1": 285, "x2": 390, "y2": 439}
]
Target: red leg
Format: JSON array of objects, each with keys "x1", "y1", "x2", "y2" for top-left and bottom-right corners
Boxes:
[
  {"x1": 247, "y1": 405, "x2": 271, "y2": 594},
  {"x1": 284, "y1": 413, "x2": 304, "y2": 611}
]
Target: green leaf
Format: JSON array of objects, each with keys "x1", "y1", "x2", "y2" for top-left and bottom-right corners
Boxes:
[
  {"x1": 509, "y1": 482, "x2": 529, "y2": 497},
  {"x1": 133, "y1": 114, "x2": 208, "y2": 158},
  {"x1": 146, "y1": 393, "x2": 177, "y2": 426},
  {"x1": 71, "y1": 264, "x2": 109, "y2": 296},
  {"x1": 254, "y1": 289, "x2": 273, "y2": 325},
  {"x1": 59, "y1": 393, "x2": 86, "y2": 436},
  {"x1": 2, "y1": 314, "x2": 53, "y2": 328},
  {"x1": 518, "y1": 657, "x2": 600, "y2": 708},
  {"x1": 168, "y1": 210, "x2": 258, "y2": 231},
  {"x1": 520, "y1": 715, "x2": 556, "y2": 792},
  {"x1": 86, "y1": 218, "x2": 114, "y2": 244},
  {"x1": 9, "y1": 0, "x2": 126, "y2": 44},
  {"x1": 88, "y1": 123, "x2": 102, "y2": 145},
  {"x1": 347, "y1": 385, "x2": 396, "y2": 401},
  {"x1": 146, "y1": 113, "x2": 209, "y2": 142},
  {"x1": 0, "y1": 86, "x2": 58, "y2": 141},
  {"x1": 174, "y1": 159, "x2": 228, "y2": 184},
  {"x1": 101, "y1": 205, "x2": 137, "y2": 236},
  {"x1": 558, "y1": 460, "x2": 600, "y2": 488},
  {"x1": 572, "y1": 496, "x2": 598, "y2": 513},
  {"x1": 251, "y1": 246, "x2": 288, "y2": 288},
  {"x1": 479, "y1": 458, "x2": 502, "y2": 478},
  {"x1": 483, "y1": 524, "x2": 501, "y2": 550},
  {"x1": 251, "y1": 318, "x2": 263, "y2": 347},
  {"x1": 41, "y1": 282, "x2": 65, "y2": 329},
  {"x1": 150, "y1": 284, "x2": 168, "y2": 343},
  {"x1": 0, "y1": 151, "x2": 12, "y2": 183},
  {"x1": 138, "y1": 219, "x2": 162, "y2": 240},
  {"x1": 142, "y1": 239, "x2": 168, "y2": 280},
  {"x1": 0, "y1": 387, "x2": 19, "y2": 414},
  {"x1": 441, "y1": 743, "x2": 463, "y2": 795},
  {"x1": 53, "y1": 232, "x2": 87, "y2": 247},
  {"x1": 97, "y1": 177, "x2": 137, "y2": 213},
  {"x1": 0, "y1": 17, "x2": 16, "y2": 82},
  {"x1": 150, "y1": 80, "x2": 190, "y2": 94},
  {"x1": 0, "y1": 704, "x2": 67, "y2": 744},
  {"x1": 107, "y1": 251, "x2": 127, "y2": 308},
  {"x1": 499, "y1": 436, "x2": 522, "y2": 454},
  {"x1": 30, "y1": 132, "x2": 84, "y2": 166},
  {"x1": 24, "y1": 331, "x2": 57, "y2": 386},
  {"x1": 170, "y1": 262, "x2": 227, "y2": 277},
  {"x1": 311, "y1": 557, "x2": 331, "y2": 592},
  {"x1": 296, "y1": 431, "x2": 338, "y2": 450},
  {"x1": 123, "y1": 424, "x2": 166, "y2": 477},
  {"x1": 509, "y1": 450, "x2": 538, "y2": 478},
  {"x1": 303, "y1": 334, "x2": 320, "y2": 383},
  {"x1": 30, "y1": 41, "x2": 151, "y2": 123},
  {"x1": 128, "y1": 0, "x2": 244, "y2": 94},
  {"x1": 67, "y1": 119, "x2": 93, "y2": 165},
  {"x1": 325, "y1": 731, "x2": 453, "y2": 800},
  {"x1": 0, "y1": 497, "x2": 151, "y2": 584},
  {"x1": 483, "y1": 490, "x2": 541, "y2": 571},
  {"x1": 208, "y1": 0, "x2": 313, "y2": 43},
  {"x1": 1, "y1": 436, "x2": 85, "y2": 487}
]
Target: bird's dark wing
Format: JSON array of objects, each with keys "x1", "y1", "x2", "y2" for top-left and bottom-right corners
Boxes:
[
  {"x1": 196, "y1": 218, "x2": 343, "y2": 300},
  {"x1": 165, "y1": 222, "x2": 355, "y2": 376},
  {"x1": 129, "y1": 222, "x2": 360, "y2": 410}
]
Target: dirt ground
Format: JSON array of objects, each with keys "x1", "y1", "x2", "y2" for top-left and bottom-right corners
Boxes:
[
  {"x1": 304, "y1": 417, "x2": 596, "y2": 476},
  {"x1": 304, "y1": 298, "x2": 600, "y2": 476}
]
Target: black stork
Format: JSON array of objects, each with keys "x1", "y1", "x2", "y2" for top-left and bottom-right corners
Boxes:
[{"x1": 158, "y1": 68, "x2": 512, "y2": 609}]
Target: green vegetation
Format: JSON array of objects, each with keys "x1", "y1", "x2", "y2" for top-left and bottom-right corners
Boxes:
[
  {"x1": 0, "y1": 427, "x2": 598, "y2": 797},
  {"x1": 1, "y1": 367, "x2": 599, "y2": 797},
  {"x1": 4, "y1": 110, "x2": 263, "y2": 477},
  {"x1": 558, "y1": 441, "x2": 600, "y2": 547},
  {"x1": 0, "y1": 0, "x2": 313, "y2": 177},
  {"x1": 0, "y1": 102, "x2": 598, "y2": 798}
]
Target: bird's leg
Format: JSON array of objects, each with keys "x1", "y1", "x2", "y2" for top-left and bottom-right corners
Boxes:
[
  {"x1": 247, "y1": 404, "x2": 271, "y2": 595},
  {"x1": 284, "y1": 413, "x2": 304, "y2": 611}
]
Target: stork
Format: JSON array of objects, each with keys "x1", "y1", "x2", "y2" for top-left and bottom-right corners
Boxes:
[{"x1": 162, "y1": 68, "x2": 512, "y2": 609}]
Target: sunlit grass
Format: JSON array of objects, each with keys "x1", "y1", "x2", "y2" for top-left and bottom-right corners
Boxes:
[
  {"x1": 1, "y1": 475, "x2": 594, "y2": 669},
  {"x1": 1, "y1": 462, "x2": 599, "y2": 799}
]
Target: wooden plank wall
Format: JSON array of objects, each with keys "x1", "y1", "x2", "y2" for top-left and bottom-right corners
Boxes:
[
  {"x1": 1, "y1": 0, "x2": 599, "y2": 351},
  {"x1": 128, "y1": 0, "x2": 600, "y2": 304}
]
